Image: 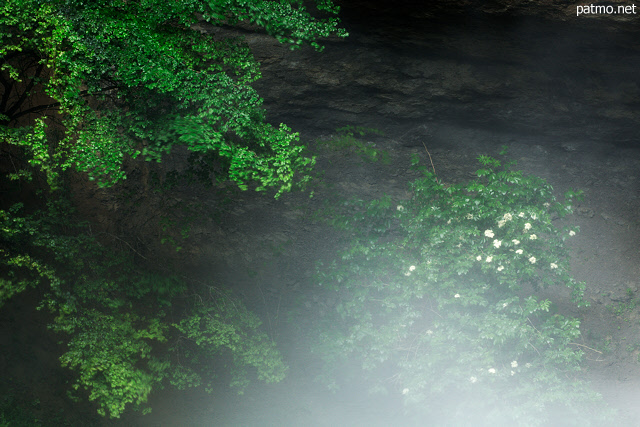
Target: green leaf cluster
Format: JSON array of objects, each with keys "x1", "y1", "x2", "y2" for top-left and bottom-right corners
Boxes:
[
  {"x1": 0, "y1": 198, "x2": 287, "y2": 418},
  {"x1": 1, "y1": 0, "x2": 346, "y2": 196},
  {"x1": 316, "y1": 126, "x2": 390, "y2": 164}
]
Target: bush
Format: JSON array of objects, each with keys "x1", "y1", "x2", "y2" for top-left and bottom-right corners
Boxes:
[{"x1": 310, "y1": 150, "x2": 613, "y2": 425}]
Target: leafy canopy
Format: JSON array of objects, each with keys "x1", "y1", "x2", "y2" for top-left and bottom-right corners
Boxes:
[
  {"x1": 0, "y1": 0, "x2": 346, "y2": 195},
  {"x1": 0, "y1": 0, "x2": 343, "y2": 418}
]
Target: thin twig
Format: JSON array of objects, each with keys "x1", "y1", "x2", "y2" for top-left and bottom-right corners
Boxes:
[
  {"x1": 101, "y1": 232, "x2": 148, "y2": 260},
  {"x1": 421, "y1": 141, "x2": 440, "y2": 184},
  {"x1": 569, "y1": 342, "x2": 603, "y2": 354}
]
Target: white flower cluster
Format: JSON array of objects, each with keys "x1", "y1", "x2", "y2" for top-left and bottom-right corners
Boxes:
[
  {"x1": 404, "y1": 265, "x2": 416, "y2": 276},
  {"x1": 476, "y1": 212, "x2": 562, "y2": 272}
]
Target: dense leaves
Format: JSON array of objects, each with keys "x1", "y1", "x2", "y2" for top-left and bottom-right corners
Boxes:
[
  {"x1": 309, "y1": 149, "x2": 613, "y2": 425},
  {"x1": 1, "y1": 0, "x2": 346, "y2": 195},
  {"x1": 0, "y1": 199, "x2": 287, "y2": 418},
  {"x1": 1, "y1": 0, "x2": 344, "y2": 419}
]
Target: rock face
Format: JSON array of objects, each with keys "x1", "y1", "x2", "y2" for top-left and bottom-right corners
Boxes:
[
  {"x1": 244, "y1": 2, "x2": 640, "y2": 147},
  {"x1": 339, "y1": 0, "x2": 640, "y2": 24}
]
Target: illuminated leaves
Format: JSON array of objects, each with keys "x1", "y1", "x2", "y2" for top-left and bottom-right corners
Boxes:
[{"x1": 1, "y1": 0, "x2": 345, "y2": 196}]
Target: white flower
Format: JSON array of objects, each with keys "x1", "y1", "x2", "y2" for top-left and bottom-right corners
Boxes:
[
  {"x1": 503, "y1": 213, "x2": 513, "y2": 221},
  {"x1": 402, "y1": 388, "x2": 409, "y2": 395},
  {"x1": 543, "y1": 202, "x2": 550, "y2": 208},
  {"x1": 529, "y1": 256, "x2": 536, "y2": 264},
  {"x1": 512, "y1": 239, "x2": 520, "y2": 245},
  {"x1": 484, "y1": 229, "x2": 494, "y2": 238},
  {"x1": 515, "y1": 249, "x2": 523, "y2": 255},
  {"x1": 511, "y1": 370, "x2": 515, "y2": 376},
  {"x1": 397, "y1": 205, "x2": 404, "y2": 211},
  {"x1": 454, "y1": 294, "x2": 460, "y2": 298},
  {"x1": 476, "y1": 255, "x2": 482, "y2": 261},
  {"x1": 525, "y1": 363, "x2": 532, "y2": 368},
  {"x1": 524, "y1": 223, "x2": 532, "y2": 230},
  {"x1": 486, "y1": 256, "x2": 492, "y2": 263},
  {"x1": 550, "y1": 263, "x2": 558, "y2": 269},
  {"x1": 531, "y1": 213, "x2": 537, "y2": 220},
  {"x1": 529, "y1": 234, "x2": 537, "y2": 240},
  {"x1": 518, "y1": 212, "x2": 525, "y2": 218},
  {"x1": 466, "y1": 213, "x2": 474, "y2": 220},
  {"x1": 497, "y1": 265, "x2": 504, "y2": 272},
  {"x1": 404, "y1": 272, "x2": 411, "y2": 276},
  {"x1": 498, "y1": 219, "x2": 506, "y2": 228},
  {"x1": 409, "y1": 265, "x2": 416, "y2": 272},
  {"x1": 511, "y1": 361, "x2": 518, "y2": 368},
  {"x1": 493, "y1": 239, "x2": 502, "y2": 248},
  {"x1": 447, "y1": 219, "x2": 451, "y2": 224},
  {"x1": 426, "y1": 329, "x2": 433, "y2": 335},
  {"x1": 470, "y1": 376, "x2": 478, "y2": 383},
  {"x1": 502, "y1": 302, "x2": 508, "y2": 308},
  {"x1": 488, "y1": 368, "x2": 496, "y2": 374},
  {"x1": 569, "y1": 230, "x2": 576, "y2": 236}
]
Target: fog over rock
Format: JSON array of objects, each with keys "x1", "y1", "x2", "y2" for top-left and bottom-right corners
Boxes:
[{"x1": 232, "y1": 1, "x2": 640, "y2": 148}]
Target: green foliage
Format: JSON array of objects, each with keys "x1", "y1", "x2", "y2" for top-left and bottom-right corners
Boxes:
[
  {"x1": 171, "y1": 289, "x2": 288, "y2": 393},
  {"x1": 316, "y1": 126, "x2": 390, "y2": 164},
  {"x1": 0, "y1": 392, "x2": 74, "y2": 427},
  {"x1": 310, "y1": 152, "x2": 613, "y2": 425},
  {"x1": 606, "y1": 288, "x2": 639, "y2": 318},
  {"x1": 56, "y1": 310, "x2": 169, "y2": 418},
  {"x1": 1, "y1": 0, "x2": 347, "y2": 196},
  {"x1": 0, "y1": 198, "x2": 287, "y2": 418}
]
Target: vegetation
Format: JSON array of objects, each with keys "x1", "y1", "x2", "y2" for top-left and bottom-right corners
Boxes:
[
  {"x1": 306, "y1": 147, "x2": 614, "y2": 425},
  {"x1": 1, "y1": 0, "x2": 345, "y2": 419},
  {"x1": 0, "y1": 0, "x2": 619, "y2": 423},
  {"x1": 0, "y1": 198, "x2": 287, "y2": 418},
  {"x1": 1, "y1": 0, "x2": 346, "y2": 196}
]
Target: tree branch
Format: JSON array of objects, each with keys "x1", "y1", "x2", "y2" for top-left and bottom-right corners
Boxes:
[
  {"x1": 4, "y1": 63, "x2": 45, "y2": 119},
  {"x1": 0, "y1": 71, "x2": 14, "y2": 113}
]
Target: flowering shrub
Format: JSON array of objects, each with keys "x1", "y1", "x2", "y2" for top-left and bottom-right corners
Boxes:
[{"x1": 312, "y1": 152, "x2": 613, "y2": 425}]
